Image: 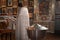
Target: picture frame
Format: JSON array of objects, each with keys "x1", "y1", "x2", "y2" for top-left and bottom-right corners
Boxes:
[
  {"x1": 2, "y1": 7, "x2": 7, "y2": 15},
  {"x1": 28, "y1": 7, "x2": 34, "y2": 13},
  {"x1": 39, "y1": 0, "x2": 49, "y2": 15},
  {"x1": 0, "y1": 0, "x2": 2, "y2": 7},
  {"x1": 28, "y1": 0, "x2": 34, "y2": 7},
  {"x1": 13, "y1": 0, "x2": 18, "y2": 7},
  {"x1": 7, "y1": 0, "x2": 12, "y2": 7},
  {"x1": 0, "y1": 8, "x2": 2, "y2": 14},
  {"x1": 1, "y1": 0, "x2": 6, "y2": 7},
  {"x1": 7, "y1": 7, "x2": 13, "y2": 15},
  {"x1": 13, "y1": 8, "x2": 17, "y2": 15}
]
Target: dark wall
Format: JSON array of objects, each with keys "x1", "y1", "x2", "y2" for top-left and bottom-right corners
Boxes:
[{"x1": 55, "y1": 0, "x2": 60, "y2": 30}]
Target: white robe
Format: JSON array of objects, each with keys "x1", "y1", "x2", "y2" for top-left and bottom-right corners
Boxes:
[{"x1": 16, "y1": 7, "x2": 30, "y2": 40}]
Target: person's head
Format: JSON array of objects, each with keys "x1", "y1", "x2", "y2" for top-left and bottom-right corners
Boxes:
[
  {"x1": 22, "y1": 1, "x2": 28, "y2": 7},
  {"x1": 18, "y1": 3, "x2": 23, "y2": 7}
]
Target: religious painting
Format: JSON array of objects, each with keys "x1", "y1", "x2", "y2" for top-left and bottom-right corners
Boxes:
[
  {"x1": 13, "y1": 8, "x2": 17, "y2": 15},
  {"x1": 28, "y1": 7, "x2": 34, "y2": 13},
  {"x1": 2, "y1": 7, "x2": 7, "y2": 14},
  {"x1": 1, "y1": 0, "x2": 6, "y2": 7},
  {"x1": 28, "y1": 0, "x2": 34, "y2": 7},
  {"x1": 13, "y1": 0, "x2": 18, "y2": 7},
  {"x1": 0, "y1": 0, "x2": 2, "y2": 7},
  {"x1": 7, "y1": 7, "x2": 13, "y2": 15},
  {"x1": 0, "y1": 8, "x2": 2, "y2": 14},
  {"x1": 7, "y1": 0, "x2": 12, "y2": 7},
  {"x1": 39, "y1": 0, "x2": 49, "y2": 15}
]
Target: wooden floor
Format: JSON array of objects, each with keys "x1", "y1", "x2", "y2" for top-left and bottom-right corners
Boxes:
[
  {"x1": 44, "y1": 33, "x2": 60, "y2": 40},
  {"x1": 0, "y1": 32, "x2": 60, "y2": 40}
]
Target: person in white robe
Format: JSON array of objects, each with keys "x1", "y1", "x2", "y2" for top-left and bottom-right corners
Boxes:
[{"x1": 15, "y1": 3, "x2": 30, "y2": 40}]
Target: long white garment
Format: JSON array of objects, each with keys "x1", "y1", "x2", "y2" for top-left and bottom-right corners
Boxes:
[{"x1": 16, "y1": 7, "x2": 30, "y2": 40}]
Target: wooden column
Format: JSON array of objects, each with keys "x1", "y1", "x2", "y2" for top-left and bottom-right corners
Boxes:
[{"x1": 34, "y1": 0, "x2": 39, "y2": 22}]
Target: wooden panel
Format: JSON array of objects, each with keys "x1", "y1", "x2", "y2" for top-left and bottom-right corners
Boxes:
[
  {"x1": 0, "y1": 22, "x2": 8, "y2": 29},
  {"x1": 0, "y1": 0, "x2": 18, "y2": 16},
  {"x1": 0, "y1": 8, "x2": 2, "y2": 14},
  {"x1": 7, "y1": 0, "x2": 13, "y2": 7},
  {"x1": 29, "y1": 13, "x2": 33, "y2": 18},
  {"x1": 2, "y1": 7, "x2": 7, "y2": 15},
  {"x1": 13, "y1": 0, "x2": 18, "y2": 8},
  {"x1": 0, "y1": 0, "x2": 2, "y2": 7},
  {"x1": 49, "y1": 22, "x2": 54, "y2": 33},
  {"x1": 13, "y1": 8, "x2": 17, "y2": 15},
  {"x1": 7, "y1": 7, "x2": 13, "y2": 15},
  {"x1": 0, "y1": 29, "x2": 15, "y2": 40},
  {"x1": 39, "y1": 0, "x2": 49, "y2": 15},
  {"x1": 1, "y1": 0, "x2": 6, "y2": 7}
]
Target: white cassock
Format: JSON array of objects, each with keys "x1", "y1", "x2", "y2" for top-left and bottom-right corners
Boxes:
[{"x1": 15, "y1": 7, "x2": 30, "y2": 40}]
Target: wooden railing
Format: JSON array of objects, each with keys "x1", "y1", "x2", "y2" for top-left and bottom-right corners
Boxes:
[{"x1": 0, "y1": 29, "x2": 15, "y2": 40}]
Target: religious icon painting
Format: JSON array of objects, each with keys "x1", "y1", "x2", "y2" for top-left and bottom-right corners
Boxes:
[
  {"x1": 13, "y1": 0, "x2": 18, "y2": 7},
  {"x1": 39, "y1": 0, "x2": 49, "y2": 15},
  {"x1": 0, "y1": 8, "x2": 2, "y2": 14},
  {"x1": 2, "y1": 7, "x2": 7, "y2": 15},
  {"x1": 7, "y1": 7, "x2": 13, "y2": 15},
  {"x1": 1, "y1": 0, "x2": 6, "y2": 7},
  {"x1": 12, "y1": 8, "x2": 17, "y2": 15},
  {"x1": 7, "y1": 0, "x2": 12, "y2": 7}
]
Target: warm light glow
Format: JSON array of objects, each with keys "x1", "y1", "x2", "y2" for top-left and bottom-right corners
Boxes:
[{"x1": 52, "y1": 3, "x2": 55, "y2": 9}]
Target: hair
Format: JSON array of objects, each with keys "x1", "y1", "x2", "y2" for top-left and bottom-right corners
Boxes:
[
  {"x1": 18, "y1": 3, "x2": 23, "y2": 7},
  {"x1": 22, "y1": 1, "x2": 28, "y2": 7}
]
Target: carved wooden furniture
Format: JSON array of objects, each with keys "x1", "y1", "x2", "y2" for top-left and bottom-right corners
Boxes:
[{"x1": 0, "y1": 29, "x2": 15, "y2": 40}]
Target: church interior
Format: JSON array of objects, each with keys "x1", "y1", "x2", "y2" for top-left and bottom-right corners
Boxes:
[{"x1": 0, "y1": 0, "x2": 60, "y2": 40}]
